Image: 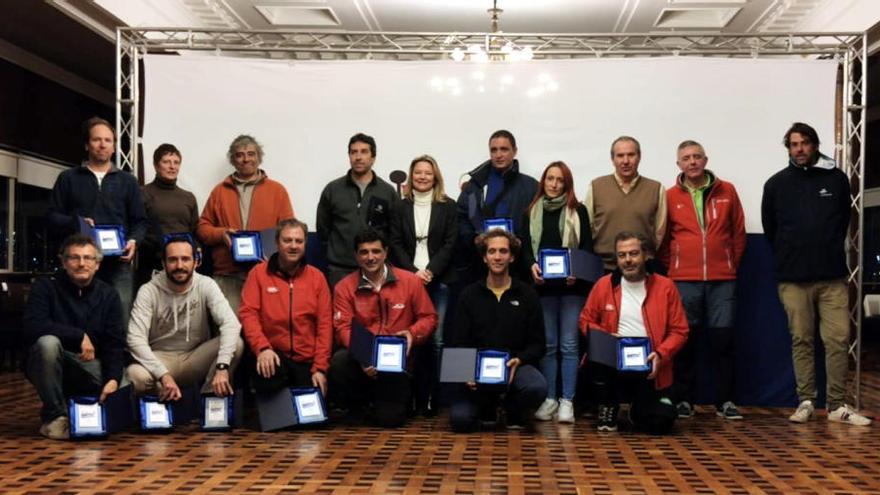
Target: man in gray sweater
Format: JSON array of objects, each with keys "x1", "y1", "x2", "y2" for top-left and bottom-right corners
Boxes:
[{"x1": 127, "y1": 237, "x2": 244, "y2": 400}]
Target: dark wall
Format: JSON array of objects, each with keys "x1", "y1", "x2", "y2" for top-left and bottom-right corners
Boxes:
[{"x1": 0, "y1": 58, "x2": 112, "y2": 164}]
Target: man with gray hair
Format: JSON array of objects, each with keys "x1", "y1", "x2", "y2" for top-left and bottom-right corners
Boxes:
[
  {"x1": 197, "y1": 134, "x2": 294, "y2": 310},
  {"x1": 585, "y1": 136, "x2": 666, "y2": 271}
]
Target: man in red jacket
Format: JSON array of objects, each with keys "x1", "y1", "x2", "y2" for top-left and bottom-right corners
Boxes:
[
  {"x1": 580, "y1": 231, "x2": 689, "y2": 434},
  {"x1": 329, "y1": 228, "x2": 437, "y2": 427},
  {"x1": 658, "y1": 140, "x2": 746, "y2": 420},
  {"x1": 239, "y1": 218, "x2": 333, "y2": 396}
]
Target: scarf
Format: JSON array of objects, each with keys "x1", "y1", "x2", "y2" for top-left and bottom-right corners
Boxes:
[{"x1": 529, "y1": 193, "x2": 580, "y2": 258}]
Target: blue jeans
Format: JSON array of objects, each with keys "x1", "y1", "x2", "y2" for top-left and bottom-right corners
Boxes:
[
  {"x1": 25, "y1": 335, "x2": 103, "y2": 422},
  {"x1": 449, "y1": 364, "x2": 547, "y2": 432},
  {"x1": 427, "y1": 282, "x2": 449, "y2": 358},
  {"x1": 539, "y1": 294, "x2": 585, "y2": 401}
]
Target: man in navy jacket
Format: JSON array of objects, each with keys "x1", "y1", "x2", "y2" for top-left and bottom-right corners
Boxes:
[{"x1": 23, "y1": 234, "x2": 125, "y2": 440}]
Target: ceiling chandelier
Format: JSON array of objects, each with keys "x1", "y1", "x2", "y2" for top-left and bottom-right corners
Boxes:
[{"x1": 449, "y1": 0, "x2": 534, "y2": 62}]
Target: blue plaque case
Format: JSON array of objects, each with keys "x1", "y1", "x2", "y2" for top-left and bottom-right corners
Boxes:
[
  {"x1": 475, "y1": 350, "x2": 510, "y2": 385},
  {"x1": 200, "y1": 395, "x2": 233, "y2": 431},
  {"x1": 92, "y1": 224, "x2": 126, "y2": 256},
  {"x1": 290, "y1": 387, "x2": 328, "y2": 425},
  {"x1": 373, "y1": 335, "x2": 407, "y2": 373},
  {"x1": 138, "y1": 396, "x2": 174, "y2": 431},
  {"x1": 482, "y1": 218, "x2": 513, "y2": 233},
  {"x1": 538, "y1": 248, "x2": 571, "y2": 279},
  {"x1": 230, "y1": 231, "x2": 263, "y2": 263},
  {"x1": 68, "y1": 396, "x2": 108, "y2": 439},
  {"x1": 617, "y1": 337, "x2": 652, "y2": 372}
]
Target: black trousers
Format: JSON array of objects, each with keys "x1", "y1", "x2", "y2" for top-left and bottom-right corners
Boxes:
[
  {"x1": 593, "y1": 363, "x2": 676, "y2": 435},
  {"x1": 252, "y1": 354, "x2": 313, "y2": 395},
  {"x1": 328, "y1": 349, "x2": 411, "y2": 428},
  {"x1": 673, "y1": 326, "x2": 735, "y2": 408}
]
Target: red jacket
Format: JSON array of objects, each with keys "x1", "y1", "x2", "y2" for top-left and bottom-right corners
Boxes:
[
  {"x1": 659, "y1": 172, "x2": 746, "y2": 281},
  {"x1": 239, "y1": 257, "x2": 333, "y2": 374},
  {"x1": 333, "y1": 265, "x2": 437, "y2": 349},
  {"x1": 579, "y1": 272, "x2": 689, "y2": 390},
  {"x1": 197, "y1": 172, "x2": 294, "y2": 275}
]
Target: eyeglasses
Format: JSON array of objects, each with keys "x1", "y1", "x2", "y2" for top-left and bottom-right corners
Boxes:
[{"x1": 65, "y1": 255, "x2": 98, "y2": 264}]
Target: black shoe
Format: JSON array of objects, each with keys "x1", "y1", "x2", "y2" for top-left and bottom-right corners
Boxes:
[
  {"x1": 676, "y1": 401, "x2": 694, "y2": 419},
  {"x1": 597, "y1": 404, "x2": 619, "y2": 432}
]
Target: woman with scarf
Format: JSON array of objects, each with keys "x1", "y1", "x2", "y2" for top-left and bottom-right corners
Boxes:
[
  {"x1": 389, "y1": 155, "x2": 458, "y2": 417},
  {"x1": 521, "y1": 161, "x2": 593, "y2": 423}
]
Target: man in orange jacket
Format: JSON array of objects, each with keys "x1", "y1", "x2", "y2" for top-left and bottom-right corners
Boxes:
[
  {"x1": 197, "y1": 135, "x2": 294, "y2": 311},
  {"x1": 659, "y1": 140, "x2": 746, "y2": 420},
  {"x1": 239, "y1": 218, "x2": 333, "y2": 396},
  {"x1": 580, "y1": 231, "x2": 689, "y2": 434},
  {"x1": 329, "y1": 228, "x2": 437, "y2": 427}
]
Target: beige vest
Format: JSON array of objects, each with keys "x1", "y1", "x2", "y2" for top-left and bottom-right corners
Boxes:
[{"x1": 591, "y1": 174, "x2": 661, "y2": 268}]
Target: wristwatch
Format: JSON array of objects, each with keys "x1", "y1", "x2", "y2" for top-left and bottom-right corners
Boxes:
[{"x1": 216, "y1": 363, "x2": 229, "y2": 371}]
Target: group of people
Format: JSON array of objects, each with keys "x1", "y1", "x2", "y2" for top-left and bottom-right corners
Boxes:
[{"x1": 22, "y1": 116, "x2": 870, "y2": 441}]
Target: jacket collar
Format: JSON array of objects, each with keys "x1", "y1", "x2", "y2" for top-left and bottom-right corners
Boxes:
[
  {"x1": 345, "y1": 169, "x2": 378, "y2": 188},
  {"x1": 675, "y1": 169, "x2": 717, "y2": 192},
  {"x1": 468, "y1": 159, "x2": 521, "y2": 187},
  {"x1": 56, "y1": 271, "x2": 96, "y2": 296},
  {"x1": 356, "y1": 263, "x2": 396, "y2": 291},
  {"x1": 267, "y1": 252, "x2": 305, "y2": 279},
  {"x1": 610, "y1": 269, "x2": 655, "y2": 289}
]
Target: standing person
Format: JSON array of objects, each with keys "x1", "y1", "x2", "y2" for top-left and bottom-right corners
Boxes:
[
  {"x1": 449, "y1": 229, "x2": 547, "y2": 432},
  {"x1": 197, "y1": 134, "x2": 294, "y2": 311},
  {"x1": 48, "y1": 117, "x2": 148, "y2": 328},
  {"x1": 239, "y1": 218, "x2": 333, "y2": 396},
  {"x1": 329, "y1": 228, "x2": 437, "y2": 427},
  {"x1": 761, "y1": 122, "x2": 870, "y2": 426},
  {"x1": 579, "y1": 232, "x2": 689, "y2": 434},
  {"x1": 389, "y1": 155, "x2": 457, "y2": 416},
  {"x1": 138, "y1": 144, "x2": 199, "y2": 287},
  {"x1": 660, "y1": 140, "x2": 746, "y2": 420},
  {"x1": 457, "y1": 130, "x2": 538, "y2": 280},
  {"x1": 585, "y1": 136, "x2": 666, "y2": 271},
  {"x1": 520, "y1": 161, "x2": 593, "y2": 424},
  {"x1": 23, "y1": 234, "x2": 125, "y2": 440},
  {"x1": 316, "y1": 133, "x2": 399, "y2": 287}
]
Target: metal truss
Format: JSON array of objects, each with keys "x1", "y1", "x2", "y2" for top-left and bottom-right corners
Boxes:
[{"x1": 116, "y1": 28, "x2": 868, "y2": 405}]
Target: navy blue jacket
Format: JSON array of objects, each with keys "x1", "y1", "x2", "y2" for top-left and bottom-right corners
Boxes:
[
  {"x1": 761, "y1": 159, "x2": 850, "y2": 282},
  {"x1": 23, "y1": 273, "x2": 125, "y2": 383},
  {"x1": 48, "y1": 165, "x2": 148, "y2": 243}
]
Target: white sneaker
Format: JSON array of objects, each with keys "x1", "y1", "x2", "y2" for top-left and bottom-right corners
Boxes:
[
  {"x1": 828, "y1": 404, "x2": 872, "y2": 426},
  {"x1": 39, "y1": 416, "x2": 69, "y2": 440},
  {"x1": 556, "y1": 399, "x2": 575, "y2": 423},
  {"x1": 534, "y1": 398, "x2": 558, "y2": 421},
  {"x1": 789, "y1": 400, "x2": 814, "y2": 423}
]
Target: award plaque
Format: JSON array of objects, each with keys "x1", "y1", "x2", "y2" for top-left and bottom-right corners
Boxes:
[
  {"x1": 373, "y1": 335, "x2": 407, "y2": 373},
  {"x1": 201, "y1": 395, "x2": 233, "y2": 431},
  {"x1": 475, "y1": 350, "x2": 510, "y2": 385},
  {"x1": 538, "y1": 249, "x2": 570, "y2": 279},
  {"x1": 618, "y1": 337, "x2": 652, "y2": 372},
  {"x1": 230, "y1": 231, "x2": 263, "y2": 263},
  {"x1": 482, "y1": 218, "x2": 513, "y2": 233},
  {"x1": 139, "y1": 396, "x2": 173, "y2": 430},
  {"x1": 93, "y1": 224, "x2": 126, "y2": 256},
  {"x1": 68, "y1": 396, "x2": 108, "y2": 438},
  {"x1": 290, "y1": 387, "x2": 328, "y2": 425}
]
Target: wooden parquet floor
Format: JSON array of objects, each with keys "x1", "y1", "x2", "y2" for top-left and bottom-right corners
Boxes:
[{"x1": 2, "y1": 371, "x2": 880, "y2": 494}]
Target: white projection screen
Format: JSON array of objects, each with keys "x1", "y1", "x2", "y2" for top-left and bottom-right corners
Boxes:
[{"x1": 142, "y1": 55, "x2": 837, "y2": 232}]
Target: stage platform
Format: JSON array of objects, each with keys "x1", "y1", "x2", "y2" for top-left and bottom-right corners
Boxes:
[{"x1": 0, "y1": 370, "x2": 878, "y2": 494}]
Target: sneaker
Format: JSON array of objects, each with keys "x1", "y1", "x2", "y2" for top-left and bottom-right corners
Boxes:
[
  {"x1": 39, "y1": 416, "x2": 69, "y2": 440},
  {"x1": 676, "y1": 401, "x2": 694, "y2": 419},
  {"x1": 556, "y1": 399, "x2": 575, "y2": 424},
  {"x1": 789, "y1": 400, "x2": 814, "y2": 423},
  {"x1": 534, "y1": 398, "x2": 558, "y2": 421},
  {"x1": 716, "y1": 401, "x2": 744, "y2": 420},
  {"x1": 828, "y1": 404, "x2": 872, "y2": 426},
  {"x1": 597, "y1": 404, "x2": 619, "y2": 432}
]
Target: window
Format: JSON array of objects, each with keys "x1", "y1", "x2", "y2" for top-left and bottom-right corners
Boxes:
[
  {"x1": 13, "y1": 182, "x2": 60, "y2": 273},
  {"x1": 0, "y1": 177, "x2": 9, "y2": 270}
]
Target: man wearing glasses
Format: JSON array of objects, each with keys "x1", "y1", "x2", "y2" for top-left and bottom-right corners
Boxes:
[{"x1": 22, "y1": 234, "x2": 126, "y2": 440}]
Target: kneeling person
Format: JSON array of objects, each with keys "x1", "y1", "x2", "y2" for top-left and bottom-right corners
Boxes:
[
  {"x1": 450, "y1": 230, "x2": 547, "y2": 432},
  {"x1": 23, "y1": 234, "x2": 125, "y2": 440},
  {"x1": 329, "y1": 228, "x2": 437, "y2": 427},
  {"x1": 127, "y1": 237, "x2": 244, "y2": 400},
  {"x1": 240, "y1": 219, "x2": 333, "y2": 396},
  {"x1": 579, "y1": 232, "x2": 688, "y2": 434}
]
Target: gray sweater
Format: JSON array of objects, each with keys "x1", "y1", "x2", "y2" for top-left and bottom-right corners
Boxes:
[{"x1": 127, "y1": 270, "x2": 241, "y2": 379}]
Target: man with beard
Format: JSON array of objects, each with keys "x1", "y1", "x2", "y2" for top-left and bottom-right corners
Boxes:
[
  {"x1": 240, "y1": 218, "x2": 333, "y2": 395},
  {"x1": 579, "y1": 231, "x2": 688, "y2": 434},
  {"x1": 127, "y1": 237, "x2": 244, "y2": 400}
]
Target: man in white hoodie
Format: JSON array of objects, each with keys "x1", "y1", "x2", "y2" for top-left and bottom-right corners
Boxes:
[{"x1": 127, "y1": 237, "x2": 244, "y2": 400}]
